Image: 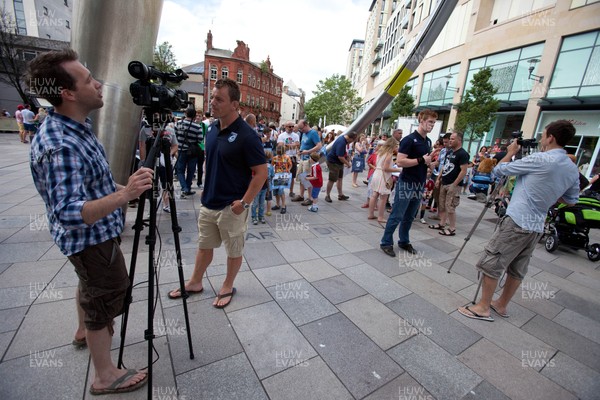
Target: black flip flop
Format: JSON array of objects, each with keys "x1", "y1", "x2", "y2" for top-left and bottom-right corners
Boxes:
[
  {"x1": 167, "y1": 287, "x2": 204, "y2": 299},
  {"x1": 214, "y1": 288, "x2": 236, "y2": 309}
]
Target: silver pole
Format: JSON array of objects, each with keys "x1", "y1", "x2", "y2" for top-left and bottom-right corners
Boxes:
[{"x1": 72, "y1": 0, "x2": 164, "y2": 185}]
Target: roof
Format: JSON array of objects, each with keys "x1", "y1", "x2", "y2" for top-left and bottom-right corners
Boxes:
[
  {"x1": 180, "y1": 81, "x2": 204, "y2": 94},
  {"x1": 182, "y1": 61, "x2": 204, "y2": 74}
]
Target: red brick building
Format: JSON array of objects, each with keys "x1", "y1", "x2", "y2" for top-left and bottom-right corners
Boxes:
[{"x1": 204, "y1": 31, "x2": 283, "y2": 125}]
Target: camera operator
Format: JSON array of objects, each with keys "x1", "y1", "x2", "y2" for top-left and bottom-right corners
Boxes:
[
  {"x1": 458, "y1": 120, "x2": 580, "y2": 322},
  {"x1": 27, "y1": 49, "x2": 151, "y2": 394}
]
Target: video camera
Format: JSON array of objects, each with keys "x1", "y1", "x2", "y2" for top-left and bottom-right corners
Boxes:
[
  {"x1": 511, "y1": 130, "x2": 537, "y2": 149},
  {"x1": 128, "y1": 61, "x2": 189, "y2": 112}
]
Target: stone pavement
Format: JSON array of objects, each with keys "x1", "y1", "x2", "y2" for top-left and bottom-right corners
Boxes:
[{"x1": 0, "y1": 132, "x2": 599, "y2": 400}]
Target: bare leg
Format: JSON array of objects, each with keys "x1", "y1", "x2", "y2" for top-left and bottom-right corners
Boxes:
[
  {"x1": 368, "y1": 193, "x2": 379, "y2": 219},
  {"x1": 459, "y1": 274, "x2": 497, "y2": 318},
  {"x1": 75, "y1": 289, "x2": 86, "y2": 341},
  {"x1": 168, "y1": 248, "x2": 212, "y2": 297},
  {"x1": 87, "y1": 326, "x2": 146, "y2": 390},
  {"x1": 214, "y1": 256, "x2": 242, "y2": 307},
  {"x1": 336, "y1": 179, "x2": 344, "y2": 196},
  {"x1": 378, "y1": 194, "x2": 388, "y2": 222},
  {"x1": 448, "y1": 211, "x2": 456, "y2": 231},
  {"x1": 491, "y1": 274, "x2": 521, "y2": 316},
  {"x1": 326, "y1": 180, "x2": 334, "y2": 197}
]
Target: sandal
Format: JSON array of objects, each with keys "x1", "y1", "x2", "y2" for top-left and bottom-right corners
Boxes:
[
  {"x1": 428, "y1": 224, "x2": 444, "y2": 230},
  {"x1": 439, "y1": 228, "x2": 456, "y2": 236}
]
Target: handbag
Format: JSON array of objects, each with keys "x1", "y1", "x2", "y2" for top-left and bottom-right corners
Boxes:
[{"x1": 385, "y1": 178, "x2": 393, "y2": 190}]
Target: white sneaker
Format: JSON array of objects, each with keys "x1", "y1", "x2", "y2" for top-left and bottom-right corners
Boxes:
[
  {"x1": 308, "y1": 205, "x2": 318, "y2": 212},
  {"x1": 420, "y1": 218, "x2": 427, "y2": 224},
  {"x1": 163, "y1": 206, "x2": 171, "y2": 213}
]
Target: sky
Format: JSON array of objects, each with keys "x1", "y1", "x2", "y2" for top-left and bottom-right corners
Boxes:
[{"x1": 156, "y1": 0, "x2": 372, "y2": 98}]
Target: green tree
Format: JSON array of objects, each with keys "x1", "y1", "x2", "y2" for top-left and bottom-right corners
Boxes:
[
  {"x1": 153, "y1": 41, "x2": 178, "y2": 73},
  {"x1": 0, "y1": 7, "x2": 32, "y2": 105},
  {"x1": 454, "y1": 67, "x2": 500, "y2": 153},
  {"x1": 390, "y1": 85, "x2": 415, "y2": 122},
  {"x1": 304, "y1": 74, "x2": 361, "y2": 126}
]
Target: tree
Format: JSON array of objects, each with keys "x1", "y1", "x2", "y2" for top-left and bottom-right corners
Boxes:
[
  {"x1": 153, "y1": 41, "x2": 178, "y2": 73},
  {"x1": 0, "y1": 7, "x2": 31, "y2": 105},
  {"x1": 304, "y1": 74, "x2": 362, "y2": 126},
  {"x1": 454, "y1": 67, "x2": 500, "y2": 154},
  {"x1": 390, "y1": 85, "x2": 415, "y2": 122}
]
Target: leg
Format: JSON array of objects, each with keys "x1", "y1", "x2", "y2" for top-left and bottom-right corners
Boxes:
[
  {"x1": 378, "y1": 194, "x2": 388, "y2": 222},
  {"x1": 397, "y1": 186, "x2": 422, "y2": 245},
  {"x1": 336, "y1": 178, "x2": 344, "y2": 196},
  {"x1": 74, "y1": 289, "x2": 86, "y2": 342},
  {"x1": 381, "y1": 183, "x2": 409, "y2": 246},
  {"x1": 326, "y1": 180, "x2": 335, "y2": 197},
  {"x1": 491, "y1": 274, "x2": 521, "y2": 316},
  {"x1": 168, "y1": 248, "x2": 213, "y2": 297},
  {"x1": 175, "y1": 155, "x2": 188, "y2": 193},
  {"x1": 458, "y1": 274, "x2": 497, "y2": 318},
  {"x1": 367, "y1": 193, "x2": 378, "y2": 219},
  {"x1": 196, "y1": 150, "x2": 205, "y2": 186},
  {"x1": 214, "y1": 256, "x2": 242, "y2": 307},
  {"x1": 185, "y1": 157, "x2": 197, "y2": 193}
]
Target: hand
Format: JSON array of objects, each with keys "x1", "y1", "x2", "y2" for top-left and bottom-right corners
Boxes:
[
  {"x1": 124, "y1": 167, "x2": 154, "y2": 201},
  {"x1": 423, "y1": 154, "x2": 432, "y2": 165},
  {"x1": 507, "y1": 139, "x2": 521, "y2": 156},
  {"x1": 230, "y1": 200, "x2": 245, "y2": 215}
]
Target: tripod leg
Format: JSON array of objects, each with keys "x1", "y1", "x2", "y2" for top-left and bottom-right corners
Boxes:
[{"x1": 472, "y1": 272, "x2": 482, "y2": 304}]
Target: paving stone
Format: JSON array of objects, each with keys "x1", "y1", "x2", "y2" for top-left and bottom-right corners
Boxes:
[
  {"x1": 311, "y1": 274, "x2": 367, "y2": 305},
  {"x1": 387, "y1": 293, "x2": 481, "y2": 355},
  {"x1": 458, "y1": 338, "x2": 577, "y2": 400},
  {"x1": 521, "y1": 314, "x2": 600, "y2": 371},
  {"x1": 439, "y1": 257, "x2": 481, "y2": 283},
  {"x1": 0, "y1": 344, "x2": 89, "y2": 400},
  {"x1": 527, "y1": 255, "x2": 572, "y2": 278},
  {"x1": 421, "y1": 237, "x2": 461, "y2": 253},
  {"x1": 229, "y1": 301, "x2": 316, "y2": 379},
  {"x1": 463, "y1": 380, "x2": 511, "y2": 400},
  {"x1": 534, "y1": 271, "x2": 600, "y2": 305},
  {"x1": 0, "y1": 306, "x2": 27, "y2": 333},
  {"x1": 163, "y1": 298, "x2": 243, "y2": 375},
  {"x1": 244, "y1": 242, "x2": 288, "y2": 269},
  {"x1": 387, "y1": 334, "x2": 482, "y2": 400},
  {"x1": 0, "y1": 259, "x2": 65, "y2": 290},
  {"x1": 540, "y1": 352, "x2": 600, "y2": 400},
  {"x1": 309, "y1": 223, "x2": 350, "y2": 238},
  {"x1": 290, "y1": 258, "x2": 340, "y2": 282},
  {"x1": 208, "y1": 270, "x2": 272, "y2": 313},
  {"x1": 273, "y1": 239, "x2": 320, "y2": 263},
  {"x1": 403, "y1": 260, "x2": 473, "y2": 292},
  {"x1": 333, "y1": 235, "x2": 374, "y2": 252},
  {"x1": 565, "y1": 270, "x2": 600, "y2": 292},
  {"x1": 0, "y1": 331, "x2": 14, "y2": 358},
  {"x1": 300, "y1": 312, "x2": 403, "y2": 399},
  {"x1": 549, "y1": 289, "x2": 600, "y2": 323},
  {"x1": 407, "y1": 241, "x2": 455, "y2": 264},
  {"x1": 267, "y1": 279, "x2": 338, "y2": 326},
  {"x1": 0, "y1": 241, "x2": 54, "y2": 263},
  {"x1": 338, "y1": 294, "x2": 411, "y2": 350},
  {"x1": 303, "y1": 237, "x2": 349, "y2": 258},
  {"x1": 343, "y1": 264, "x2": 411, "y2": 304},
  {"x1": 451, "y1": 310, "x2": 556, "y2": 371},
  {"x1": 393, "y1": 270, "x2": 469, "y2": 314},
  {"x1": 552, "y1": 308, "x2": 600, "y2": 344},
  {"x1": 362, "y1": 372, "x2": 434, "y2": 400},
  {"x1": 252, "y1": 264, "x2": 303, "y2": 287},
  {"x1": 177, "y1": 353, "x2": 268, "y2": 400},
  {"x1": 354, "y1": 248, "x2": 406, "y2": 277},
  {"x1": 262, "y1": 356, "x2": 353, "y2": 400},
  {"x1": 323, "y1": 253, "x2": 364, "y2": 270}
]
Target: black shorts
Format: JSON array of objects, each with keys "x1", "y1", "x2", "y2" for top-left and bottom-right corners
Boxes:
[
  {"x1": 68, "y1": 238, "x2": 129, "y2": 331},
  {"x1": 290, "y1": 156, "x2": 297, "y2": 180}
]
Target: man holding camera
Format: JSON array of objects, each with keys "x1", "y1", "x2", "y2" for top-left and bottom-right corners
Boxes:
[
  {"x1": 458, "y1": 120, "x2": 580, "y2": 322},
  {"x1": 27, "y1": 49, "x2": 151, "y2": 394},
  {"x1": 175, "y1": 108, "x2": 203, "y2": 197}
]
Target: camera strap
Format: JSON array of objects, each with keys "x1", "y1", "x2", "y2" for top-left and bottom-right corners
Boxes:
[{"x1": 181, "y1": 119, "x2": 193, "y2": 150}]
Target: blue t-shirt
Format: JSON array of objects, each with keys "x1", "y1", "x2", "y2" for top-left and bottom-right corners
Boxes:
[
  {"x1": 300, "y1": 129, "x2": 320, "y2": 160},
  {"x1": 399, "y1": 130, "x2": 432, "y2": 184},
  {"x1": 202, "y1": 115, "x2": 267, "y2": 210},
  {"x1": 327, "y1": 136, "x2": 347, "y2": 165}
]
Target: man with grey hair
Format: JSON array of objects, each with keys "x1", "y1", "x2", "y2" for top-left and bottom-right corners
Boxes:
[
  {"x1": 324, "y1": 131, "x2": 358, "y2": 203},
  {"x1": 392, "y1": 128, "x2": 403, "y2": 142}
]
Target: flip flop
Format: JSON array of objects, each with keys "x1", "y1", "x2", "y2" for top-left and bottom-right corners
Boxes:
[
  {"x1": 89, "y1": 369, "x2": 148, "y2": 395},
  {"x1": 490, "y1": 304, "x2": 509, "y2": 318},
  {"x1": 367, "y1": 216, "x2": 377, "y2": 220},
  {"x1": 72, "y1": 337, "x2": 87, "y2": 348},
  {"x1": 167, "y1": 287, "x2": 204, "y2": 299},
  {"x1": 214, "y1": 287, "x2": 236, "y2": 309},
  {"x1": 458, "y1": 306, "x2": 494, "y2": 322},
  {"x1": 439, "y1": 228, "x2": 456, "y2": 236},
  {"x1": 428, "y1": 223, "x2": 444, "y2": 230}
]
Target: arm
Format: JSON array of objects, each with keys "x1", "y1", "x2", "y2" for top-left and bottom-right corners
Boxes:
[
  {"x1": 231, "y1": 163, "x2": 268, "y2": 215},
  {"x1": 453, "y1": 163, "x2": 468, "y2": 186},
  {"x1": 382, "y1": 155, "x2": 401, "y2": 173},
  {"x1": 395, "y1": 152, "x2": 432, "y2": 168}
]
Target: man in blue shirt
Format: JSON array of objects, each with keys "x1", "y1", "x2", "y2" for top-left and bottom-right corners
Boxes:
[
  {"x1": 168, "y1": 78, "x2": 267, "y2": 309},
  {"x1": 324, "y1": 131, "x2": 357, "y2": 202},
  {"x1": 291, "y1": 119, "x2": 322, "y2": 205},
  {"x1": 27, "y1": 49, "x2": 152, "y2": 394},
  {"x1": 459, "y1": 120, "x2": 579, "y2": 322},
  {"x1": 380, "y1": 109, "x2": 435, "y2": 256}
]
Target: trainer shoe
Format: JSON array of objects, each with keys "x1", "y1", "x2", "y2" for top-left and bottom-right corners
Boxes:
[
  {"x1": 260, "y1": 217, "x2": 266, "y2": 224},
  {"x1": 399, "y1": 243, "x2": 417, "y2": 254},
  {"x1": 308, "y1": 205, "x2": 318, "y2": 212},
  {"x1": 420, "y1": 218, "x2": 427, "y2": 224},
  {"x1": 252, "y1": 218, "x2": 258, "y2": 225},
  {"x1": 163, "y1": 206, "x2": 171, "y2": 213},
  {"x1": 380, "y1": 245, "x2": 396, "y2": 257}
]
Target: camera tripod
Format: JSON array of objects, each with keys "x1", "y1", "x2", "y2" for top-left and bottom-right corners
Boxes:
[
  {"x1": 117, "y1": 120, "x2": 195, "y2": 399},
  {"x1": 446, "y1": 176, "x2": 508, "y2": 304}
]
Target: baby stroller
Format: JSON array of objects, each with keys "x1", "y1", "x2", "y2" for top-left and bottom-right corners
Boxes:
[
  {"x1": 467, "y1": 172, "x2": 494, "y2": 202},
  {"x1": 544, "y1": 196, "x2": 600, "y2": 261}
]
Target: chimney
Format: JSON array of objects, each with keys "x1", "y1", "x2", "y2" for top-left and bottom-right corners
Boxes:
[{"x1": 206, "y1": 30, "x2": 213, "y2": 51}]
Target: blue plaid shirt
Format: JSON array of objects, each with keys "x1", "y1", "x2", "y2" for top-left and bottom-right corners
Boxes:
[{"x1": 30, "y1": 109, "x2": 123, "y2": 256}]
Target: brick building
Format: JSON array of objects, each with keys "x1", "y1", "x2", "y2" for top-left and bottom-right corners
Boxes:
[{"x1": 204, "y1": 30, "x2": 283, "y2": 125}]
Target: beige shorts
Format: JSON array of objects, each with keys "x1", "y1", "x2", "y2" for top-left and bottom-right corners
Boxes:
[
  {"x1": 438, "y1": 184, "x2": 460, "y2": 213},
  {"x1": 197, "y1": 204, "x2": 249, "y2": 258},
  {"x1": 476, "y1": 216, "x2": 541, "y2": 280},
  {"x1": 296, "y1": 159, "x2": 311, "y2": 181}
]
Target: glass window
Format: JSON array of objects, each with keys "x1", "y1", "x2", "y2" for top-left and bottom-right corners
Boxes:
[
  {"x1": 486, "y1": 49, "x2": 519, "y2": 66},
  {"x1": 561, "y1": 31, "x2": 596, "y2": 51},
  {"x1": 210, "y1": 65, "x2": 217, "y2": 80},
  {"x1": 237, "y1": 69, "x2": 243, "y2": 84},
  {"x1": 221, "y1": 67, "x2": 228, "y2": 79},
  {"x1": 582, "y1": 47, "x2": 600, "y2": 85}
]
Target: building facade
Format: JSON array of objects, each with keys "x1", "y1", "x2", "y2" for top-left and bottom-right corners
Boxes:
[
  {"x1": 203, "y1": 31, "x2": 283, "y2": 125},
  {"x1": 352, "y1": 0, "x2": 600, "y2": 177},
  {"x1": 280, "y1": 80, "x2": 304, "y2": 124},
  {"x1": 8, "y1": 0, "x2": 73, "y2": 41}
]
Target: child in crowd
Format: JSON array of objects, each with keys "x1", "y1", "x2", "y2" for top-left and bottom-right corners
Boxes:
[
  {"x1": 272, "y1": 144, "x2": 293, "y2": 214},
  {"x1": 418, "y1": 170, "x2": 435, "y2": 224},
  {"x1": 251, "y1": 150, "x2": 273, "y2": 224},
  {"x1": 306, "y1": 152, "x2": 323, "y2": 212},
  {"x1": 362, "y1": 140, "x2": 382, "y2": 208}
]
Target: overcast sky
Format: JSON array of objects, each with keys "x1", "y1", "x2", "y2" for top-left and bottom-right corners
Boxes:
[{"x1": 157, "y1": 0, "x2": 371, "y2": 98}]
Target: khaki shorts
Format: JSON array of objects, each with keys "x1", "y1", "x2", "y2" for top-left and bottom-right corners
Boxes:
[
  {"x1": 68, "y1": 237, "x2": 129, "y2": 331},
  {"x1": 476, "y1": 216, "x2": 541, "y2": 280},
  {"x1": 197, "y1": 204, "x2": 249, "y2": 257},
  {"x1": 438, "y1": 184, "x2": 460, "y2": 213},
  {"x1": 327, "y1": 162, "x2": 344, "y2": 182},
  {"x1": 296, "y1": 159, "x2": 311, "y2": 181}
]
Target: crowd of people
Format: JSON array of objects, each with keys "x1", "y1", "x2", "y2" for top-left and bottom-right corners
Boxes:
[{"x1": 6, "y1": 104, "x2": 47, "y2": 143}]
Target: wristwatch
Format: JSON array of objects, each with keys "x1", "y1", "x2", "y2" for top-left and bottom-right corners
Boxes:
[{"x1": 240, "y1": 200, "x2": 250, "y2": 209}]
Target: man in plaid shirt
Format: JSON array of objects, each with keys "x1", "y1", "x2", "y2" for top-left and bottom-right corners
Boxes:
[{"x1": 27, "y1": 49, "x2": 152, "y2": 395}]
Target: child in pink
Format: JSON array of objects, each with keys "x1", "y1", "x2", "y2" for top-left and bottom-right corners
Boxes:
[{"x1": 306, "y1": 152, "x2": 323, "y2": 212}]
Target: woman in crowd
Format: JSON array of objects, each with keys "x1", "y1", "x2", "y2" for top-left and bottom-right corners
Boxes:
[{"x1": 367, "y1": 138, "x2": 401, "y2": 225}]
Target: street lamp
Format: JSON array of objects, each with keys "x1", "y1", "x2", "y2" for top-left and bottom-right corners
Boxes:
[
  {"x1": 445, "y1": 74, "x2": 459, "y2": 93},
  {"x1": 528, "y1": 58, "x2": 544, "y2": 83}
]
